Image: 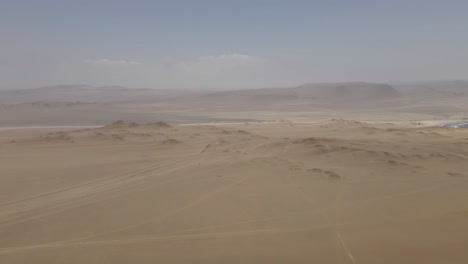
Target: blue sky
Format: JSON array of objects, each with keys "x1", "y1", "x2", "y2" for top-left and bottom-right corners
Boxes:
[{"x1": 1, "y1": 0, "x2": 467, "y2": 89}]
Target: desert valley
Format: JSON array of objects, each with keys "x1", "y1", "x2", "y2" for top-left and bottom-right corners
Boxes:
[{"x1": 0, "y1": 81, "x2": 467, "y2": 263}]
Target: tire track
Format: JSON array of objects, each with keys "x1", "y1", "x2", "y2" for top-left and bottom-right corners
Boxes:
[
  {"x1": 0, "y1": 225, "x2": 334, "y2": 254},
  {"x1": 0, "y1": 144, "x2": 211, "y2": 219},
  {"x1": 52, "y1": 142, "x2": 267, "y2": 244},
  {"x1": 0, "y1": 146, "x2": 232, "y2": 225},
  {"x1": 0, "y1": 140, "x2": 268, "y2": 252},
  {"x1": 288, "y1": 171, "x2": 358, "y2": 264},
  {"x1": 335, "y1": 176, "x2": 358, "y2": 264}
]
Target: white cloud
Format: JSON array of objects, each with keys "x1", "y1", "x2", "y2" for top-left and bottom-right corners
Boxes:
[
  {"x1": 83, "y1": 58, "x2": 141, "y2": 65},
  {"x1": 176, "y1": 53, "x2": 266, "y2": 74},
  {"x1": 196, "y1": 53, "x2": 264, "y2": 63},
  {"x1": 74, "y1": 53, "x2": 300, "y2": 90},
  {"x1": 155, "y1": 53, "x2": 297, "y2": 89}
]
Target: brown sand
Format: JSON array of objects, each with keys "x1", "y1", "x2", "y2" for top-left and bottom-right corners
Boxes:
[{"x1": 0, "y1": 121, "x2": 467, "y2": 263}]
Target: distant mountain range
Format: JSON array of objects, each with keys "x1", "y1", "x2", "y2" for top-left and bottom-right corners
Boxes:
[{"x1": 1, "y1": 81, "x2": 467, "y2": 105}]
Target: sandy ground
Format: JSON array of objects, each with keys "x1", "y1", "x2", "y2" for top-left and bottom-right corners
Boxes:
[{"x1": 0, "y1": 120, "x2": 467, "y2": 263}]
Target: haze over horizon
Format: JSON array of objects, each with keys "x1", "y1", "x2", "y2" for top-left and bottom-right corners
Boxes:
[
  {"x1": 2, "y1": 2, "x2": 468, "y2": 264},
  {"x1": 1, "y1": 0, "x2": 468, "y2": 90}
]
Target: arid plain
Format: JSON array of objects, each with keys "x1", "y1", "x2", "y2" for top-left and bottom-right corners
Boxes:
[{"x1": 1, "y1": 82, "x2": 468, "y2": 263}]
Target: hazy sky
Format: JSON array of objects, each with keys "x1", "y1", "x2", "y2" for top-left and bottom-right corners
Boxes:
[{"x1": 1, "y1": 0, "x2": 467, "y2": 90}]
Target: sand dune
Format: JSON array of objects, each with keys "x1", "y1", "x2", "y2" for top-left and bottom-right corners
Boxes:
[{"x1": 0, "y1": 121, "x2": 467, "y2": 263}]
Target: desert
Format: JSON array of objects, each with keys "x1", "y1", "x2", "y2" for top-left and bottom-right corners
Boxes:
[
  {"x1": 0, "y1": 107, "x2": 467, "y2": 263},
  {"x1": 2, "y1": 1, "x2": 468, "y2": 262}
]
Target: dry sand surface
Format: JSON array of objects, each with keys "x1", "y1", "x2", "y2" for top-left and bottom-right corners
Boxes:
[{"x1": 0, "y1": 120, "x2": 468, "y2": 263}]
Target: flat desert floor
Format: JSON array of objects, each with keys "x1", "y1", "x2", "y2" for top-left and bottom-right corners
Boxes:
[{"x1": 0, "y1": 120, "x2": 467, "y2": 263}]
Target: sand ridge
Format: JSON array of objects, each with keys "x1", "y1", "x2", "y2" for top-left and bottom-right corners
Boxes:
[{"x1": 0, "y1": 120, "x2": 467, "y2": 263}]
